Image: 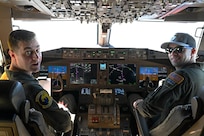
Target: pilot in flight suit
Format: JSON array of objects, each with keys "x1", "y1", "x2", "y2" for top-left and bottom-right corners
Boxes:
[
  {"x1": 132, "y1": 33, "x2": 204, "y2": 130},
  {"x1": 0, "y1": 29, "x2": 72, "y2": 135}
]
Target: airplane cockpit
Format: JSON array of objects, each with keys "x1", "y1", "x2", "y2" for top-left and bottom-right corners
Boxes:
[
  {"x1": 38, "y1": 47, "x2": 173, "y2": 135},
  {"x1": 1, "y1": 0, "x2": 204, "y2": 136}
]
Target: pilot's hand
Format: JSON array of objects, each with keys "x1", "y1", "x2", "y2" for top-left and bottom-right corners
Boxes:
[
  {"x1": 58, "y1": 101, "x2": 68, "y2": 111},
  {"x1": 133, "y1": 99, "x2": 143, "y2": 109},
  {"x1": 58, "y1": 101, "x2": 76, "y2": 122}
]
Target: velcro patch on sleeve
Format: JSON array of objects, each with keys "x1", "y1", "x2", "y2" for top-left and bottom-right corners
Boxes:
[
  {"x1": 164, "y1": 72, "x2": 184, "y2": 88},
  {"x1": 35, "y1": 90, "x2": 53, "y2": 109}
]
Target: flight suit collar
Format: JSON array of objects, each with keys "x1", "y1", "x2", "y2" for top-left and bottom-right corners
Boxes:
[{"x1": 5, "y1": 66, "x2": 36, "y2": 82}]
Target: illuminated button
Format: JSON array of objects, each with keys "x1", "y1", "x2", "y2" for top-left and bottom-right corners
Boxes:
[{"x1": 92, "y1": 117, "x2": 99, "y2": 123}]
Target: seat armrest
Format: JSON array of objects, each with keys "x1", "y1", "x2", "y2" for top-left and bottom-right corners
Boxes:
[{"x1": 191, "y1": 96, "x2": 203, "y2": 120}]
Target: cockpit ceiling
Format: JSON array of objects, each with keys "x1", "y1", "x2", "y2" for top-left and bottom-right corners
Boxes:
[
  {"x1": 35, "y1": 0, "x2": 202, "y2": 23},
  {"x1": 1, "y1": 0, "x2": 204, "y2": 22}
]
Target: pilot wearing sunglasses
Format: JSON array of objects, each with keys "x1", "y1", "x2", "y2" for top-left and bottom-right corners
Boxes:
[
  {"x1": 163, "y1": 33, "x2": 197, "y2": 70},
  {"x1": 131, "y1": 33, "x2": 204, "y2": 135}
]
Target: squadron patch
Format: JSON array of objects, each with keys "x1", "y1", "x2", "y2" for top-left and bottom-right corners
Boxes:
[
  {"x1": 165, "y1": 72, "x2": 184, "y2": 88},
  {"x1": 35, "y1": 90, "x2": 53, "y2": 109}
]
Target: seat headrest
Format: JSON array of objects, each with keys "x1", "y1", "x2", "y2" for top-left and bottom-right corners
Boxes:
[{"x1": 0, "y1": 80, "x2": 26, "y2": 114}]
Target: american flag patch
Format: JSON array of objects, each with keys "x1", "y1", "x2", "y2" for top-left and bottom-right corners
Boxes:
[{"x1": 168, "y1": 72, "x2": 184, "y2": 85}]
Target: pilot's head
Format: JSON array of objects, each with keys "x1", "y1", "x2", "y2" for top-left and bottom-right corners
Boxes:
[
  {"x1": 161, "y1": 33, "x2": 197, "y2": 69},
  {"x1": 8, "y1": 29, "x2": 42, "y2": 74}
]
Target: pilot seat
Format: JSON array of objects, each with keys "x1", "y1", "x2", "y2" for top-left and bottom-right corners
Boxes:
[
  {"x1": 0, "y1": 80, "x2": 54, "y2": 136},
  {"x1": 129, "y1": 88, "x2": 204, "y2": 136}
]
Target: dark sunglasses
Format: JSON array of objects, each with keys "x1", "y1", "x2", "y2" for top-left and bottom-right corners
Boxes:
[{"x1": 165, "y1": 46, "x2": 190, "y2": 54}]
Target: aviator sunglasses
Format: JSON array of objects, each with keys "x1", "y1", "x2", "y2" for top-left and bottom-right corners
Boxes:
[{"x1": 165, "y1": 46, "x2": 191, "y2": 54}]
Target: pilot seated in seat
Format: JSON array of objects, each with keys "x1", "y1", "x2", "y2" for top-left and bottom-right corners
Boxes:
[
  {"x1": 0, "y1": 29, "x2": 74, "y2": 135},
  {"x1": 131, "y1": 33, "x2": 204, "y2": 135}
]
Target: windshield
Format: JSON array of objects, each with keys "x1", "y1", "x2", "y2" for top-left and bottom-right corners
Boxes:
[{"x1": 12, "y1": 20, "x2": 204, "y2": 52}]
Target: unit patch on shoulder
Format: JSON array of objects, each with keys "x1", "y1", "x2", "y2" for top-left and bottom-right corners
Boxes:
[
  {"x1": 164, "y1": 72, "x2": 184, "y2": 88},
  {"x1": 35, "y1": 90, "x2": 53, "y2": 109}
]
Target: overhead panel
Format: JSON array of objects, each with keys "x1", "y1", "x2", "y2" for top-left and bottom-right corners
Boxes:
[
  {"x1": 1, "y1": 0, "x2": 204, "y2": 22},
  {"x1": 39, "y1": 0, "x2": 199, "y2": 23}
]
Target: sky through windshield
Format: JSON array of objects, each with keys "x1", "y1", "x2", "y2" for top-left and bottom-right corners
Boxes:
[{"x1": 12, "y1": 20, "x2": 204, "y2": 52}]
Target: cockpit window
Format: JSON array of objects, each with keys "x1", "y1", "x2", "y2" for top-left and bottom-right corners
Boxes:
[{"x1": 12, "y1": 20, "x2": 204, "y2": 52}]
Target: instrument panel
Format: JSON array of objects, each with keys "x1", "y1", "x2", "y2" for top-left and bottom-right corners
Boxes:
[{"x1": 41, "y1": 48, "x2": 172, "y2": 93}]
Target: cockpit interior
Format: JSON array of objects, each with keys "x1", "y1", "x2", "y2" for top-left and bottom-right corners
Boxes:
[{"x1": 1, "y1": 0, "x2": 204, "y2": 136}]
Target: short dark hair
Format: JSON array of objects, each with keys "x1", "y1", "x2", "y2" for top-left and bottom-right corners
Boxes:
[{"x1": 8, "y1": 29, "x2": 36, "y2": 51}]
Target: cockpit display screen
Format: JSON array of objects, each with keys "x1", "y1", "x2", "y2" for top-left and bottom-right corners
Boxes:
[
  {"x1": 70, "y1": 63, "x2": 97, "y2": 84},
  {"x1": 139, "y1": 67, "x2": 158, "y2": 81},
  {"x1": 47, "y1": 65, "x2": 67, "y2": 88},
  {"x1": 48, "y1": 66, "x2": 67, "y2": 74},
  {"x1": 139, "y1": 67, "x2": 159, "y2": 88},
  {"x1": 108, "y1": 64, "x2": 136, "y2": 85}
]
